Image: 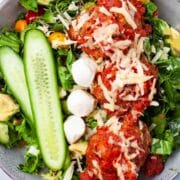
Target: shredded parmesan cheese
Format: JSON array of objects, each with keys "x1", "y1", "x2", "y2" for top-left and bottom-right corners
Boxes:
[
  {"x1": 55, "y1": 14, "x2": 70, "y2": 30},
  {"x1": 92, "y1": 160, "x2": 103, "y2": 180},
  {"x1": 76, "y1": 12, "x2": 91, "y2": 30},
  {"x1": 127, "y1": 0, "x2": 137, "y2": 12},
  {"x1": 110, "y1": 1, "x2": 137, "y2": 29},
  {"x1": 68, "y1": 1, "x2": 79, "y2": 11},
  {"x1": 148, "y1": 78, "x2": 157, "y2": 100},
  {"x1": 99, "y1": 6, "x2": 112, "y2": 16},
  {"x1": 106, "y1": 118, "x2": 141, "y2": 179},
  {"x1": 93, "y1": 24, "x2": 119, "y2": 44},
  {"x1": 98, "y1": 75, "x2": 115, "y2": 111}
]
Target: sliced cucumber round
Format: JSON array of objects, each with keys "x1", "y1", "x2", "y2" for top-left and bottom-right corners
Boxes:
[{"x1": 24, "y1": 29, "x2": 67, "y2": 170}]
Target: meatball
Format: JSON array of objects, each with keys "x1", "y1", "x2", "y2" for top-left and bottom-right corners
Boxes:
[
  {"x1": 69, "y1": 0, "x2": 152, "y2": 60},
  {"x1": 80, "y1": 118, "x2": 151, "y2": 180},
  {"x1": 92, "y1": 59, "x2": 158, "y2": 120},
  {"x1": 142, "y1": 155, "x2": 164, "y2": 177},
  {"x1": 69, "y1": 6, "x2": 117, "y2": 59}
]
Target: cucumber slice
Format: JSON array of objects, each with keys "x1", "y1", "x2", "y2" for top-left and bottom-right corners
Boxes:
[
  {"x1": 24, "y1": 29, "x2": 66, "y2": 170},
  {"x1": 0, "y1": 46, "x2": 33, "y2": 123}
]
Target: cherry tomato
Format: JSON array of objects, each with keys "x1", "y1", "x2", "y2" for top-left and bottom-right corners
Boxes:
[
  {"x1": 15, "y1": 19, "x2": 27, "y2": 32},
  {"x1": 143, "y1": 155, "x2": 164, "y2": 177},
  {"x1": 80, "y1": 171, "x2": 94, "y2": 180},
  {"x1": 25, "y1": 6, "x2": 45, "y2": 24}
]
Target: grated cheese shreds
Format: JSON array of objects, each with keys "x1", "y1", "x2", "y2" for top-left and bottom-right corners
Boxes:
[
  {"x1": 127, "y1": 0, "x2": 137, "y2": 12},
  {"x1": 74, "y1": 12, "x2": 91, "y2": 30},
  {"x1": 55, "y1": 14, "x2": 70, "y2": 30},
  {"x1": 99, "y1": 6, "x2": 112, "y2": 16},
  {"x1": 106, "y1": 118, "x2": 145, "y2": 179},
  {"x1": 110, "y1": 1, "x2": 137, "y2": 29},
  {"x1": 92, "y1": 160, "x2": 103, "y2": 180},
  {"x1": 93, "y1": 24, "x2": 119, "y2": 44},
  {"x1": 98, "y1": 75, "x2": 115, "y2": 111}
]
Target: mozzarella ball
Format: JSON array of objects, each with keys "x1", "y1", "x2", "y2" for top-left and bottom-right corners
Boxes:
[
  {"x1": 72, "y1": 53, "x2": 97, "y2": 87},
  {"x1": 64, "y1": 115, "x2": 86, "y2": 144},
  {"x1": 67, "y1": 89, "x2": 95, "y2": 117}
]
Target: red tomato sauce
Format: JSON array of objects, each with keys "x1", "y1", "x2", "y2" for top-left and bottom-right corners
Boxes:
[
  {"x1": 80, "y1": 120, "x2": 151, "y2": 180},
  {"x1": 142, "y1": 155, "x2": 164, "y2": 177},
  {"x1": 69, "y1": 0, "x2": 161, "y2": 179}
]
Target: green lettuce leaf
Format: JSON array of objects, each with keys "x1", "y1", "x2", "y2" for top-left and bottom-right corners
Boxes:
[
  {"x1": 66, "y1": 50, "x2": 75, "y2": 72},
  {"x1": 57, "y1": 49, "x2": 75, "y2": 90},
  {"x1": 0, "y1": 31, "x2": 21, "y2": 53},
  {"x1": 15, "y1": 119, "x2": 36, "y2": 145},
  {"x1": 19, "y1": 0, "x2": 38, "y2": 11},
  {"x1": 4, "y1": 117, "x2": 36, "y2": 148},
  {"x1": 169, "y1": 106, "x2": 180, "y2": 135},
  {"x1": 145, "y1": 2, "x2": 157, "y2": 17},
  {"x1": 149, "y1": 17, "x2": 169, "y2": 36},
  {"x1": 19, "y1": 145, "x2": 45, "y2": 174},
  {"x1": 58, "y1": 66, "x2": 74, "y2": 90},
  {"x1": 151, "y1": 130, "x2": 174, "y2": 155},
  {"x1": 152, "y1": 114, "x2": 167, "y2": 136}
]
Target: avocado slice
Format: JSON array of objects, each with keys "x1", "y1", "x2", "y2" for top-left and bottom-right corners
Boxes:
[
  {"x1": 166, "y1": 28, "x2": 180, "y2": 56},
  {"x1": 0, "y1": 93, "x2": 19, "y2": 122},
  {"x1": 0, "y1": 123, "x2": 9, "y2": 144},
  {"x1": 69, "y1": 141, "x2": 88, "y2": 155},
  {"x1": 37, "y1": 0, "x2": 53, "y2": 6}
]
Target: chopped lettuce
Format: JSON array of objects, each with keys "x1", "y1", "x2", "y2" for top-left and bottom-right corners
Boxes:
[
  {"x1": 5, "y1": 121, "x2": 22, "y2": 148},
  {"x1": 169, "y1": 106, "x2": 180, "y2": 136},
  {"x1": 152, "y1": 114, "x2": 167, "y2": 136},
  {"x1": 151, "y1": 130, "x2": 174, "y2": 155},
  {"x1": 58, "y1": 49, "x2": 75, "y2": 90},
  {"x1": 42, "y1": 10, "x2": 56, "y2": 24},
  {"x1": 19, "y1": 145, "x2": 45, "y2": 174},
  {"x1": 15, "y1": 119, "x2": 36, "y2": 145},
  {"x1": 19, "y1": 0, "x2": 38, "y2": 11},
  {"x1": 58, "y1": 66, "x2": 74, "y2": 90},
  {"x1": 156, "y1": 56, "x2": 180, "y2": 110},
  {"x1": 151, "y1": 139, "x2": 173, "y2": 155},
  {"x1": 144, "y1": 50, "x2": 180, "y2": 157},
  {"x1": 151, "y1": 18, "x2": 169, "y2": 36},
  {"x1": 86, "y1": 117, "x2": 98, "y2": 129},
  {"x1": 66, "y1": 50, "x2": 76, "y2": 72},
  {"x1": 0, "y1": 31, "x2": 21, "y2": 53},
  {"x1": 2, "y1": 116, "x2": 36, "y2": 148},
  {"x1": 145, "y1": 2, "x2": 157, "y2": 17}
]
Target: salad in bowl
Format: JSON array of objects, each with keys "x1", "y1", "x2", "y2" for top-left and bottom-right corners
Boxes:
[{"x1": 0, "y1": 0, "x2": 179, "y2": 179}]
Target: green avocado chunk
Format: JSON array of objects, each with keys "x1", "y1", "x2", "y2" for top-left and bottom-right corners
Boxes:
[
  {"x1": 0, "y1": 122, "x2": 9, "y2": 144},
  {"x1": 0, "y1": 93, "x2": 19, "y2": 122}
]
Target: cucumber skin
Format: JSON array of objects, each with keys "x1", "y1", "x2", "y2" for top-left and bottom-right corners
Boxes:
[
  {"x1": 0, "y1": 46, "x2": 33, "y2": 124},
  {"x1": 24, "y1": 29, "x2": 67, "y2": 170}
]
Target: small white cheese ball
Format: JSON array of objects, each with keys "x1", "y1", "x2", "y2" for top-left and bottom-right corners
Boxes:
[
  {"x1": 67, "y1": 89, "x2": 95, "y2": 117},
  {"x1": 64, "y1": 115, "x2": 86, "y2": 144},
  {"x1": 72, "y1": 53, "x2": 97, "y2": 87}
]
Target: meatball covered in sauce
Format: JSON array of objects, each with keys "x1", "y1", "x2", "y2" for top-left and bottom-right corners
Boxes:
[{"x1": 80, "y1": 117, "x2": 151, "y2": 180}]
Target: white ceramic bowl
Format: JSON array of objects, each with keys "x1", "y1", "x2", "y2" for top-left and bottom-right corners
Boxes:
[{"x1": 0, "y1": 0, "x2": 179, "y2": 179}]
